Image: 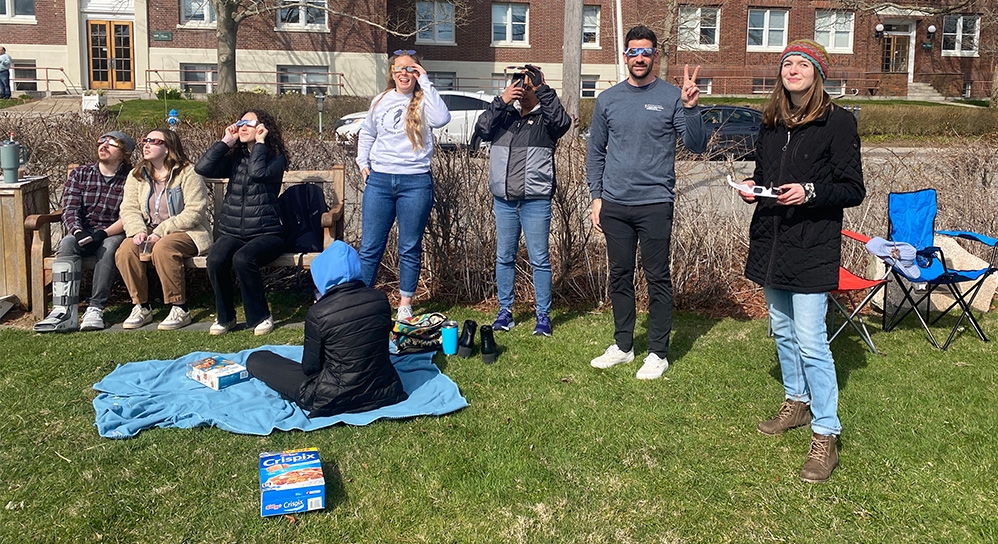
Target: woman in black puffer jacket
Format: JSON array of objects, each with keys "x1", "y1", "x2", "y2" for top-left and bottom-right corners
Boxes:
[
  {"x1": 246, "y1": 241, "x2": 407, "y2": 417},
  {"x1": 736, "y1": 40, "x2": 865, "y2": 484},
  {"x1": 195, "y1": 109, "x2": 288, "y2": 336}
]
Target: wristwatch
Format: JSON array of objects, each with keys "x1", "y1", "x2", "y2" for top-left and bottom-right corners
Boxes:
[{"x1": 802, "y1": 182, "x2": 816, "y2": 204}]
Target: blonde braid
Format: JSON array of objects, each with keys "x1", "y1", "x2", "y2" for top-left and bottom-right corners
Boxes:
[{"x1": 404, "y1": 86, "x2": 426, "y2": 152}]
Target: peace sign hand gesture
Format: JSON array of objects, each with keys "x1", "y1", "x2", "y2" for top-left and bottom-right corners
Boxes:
[{"x1": 681, "y1": 64, "x2": 701, "y2": 108}]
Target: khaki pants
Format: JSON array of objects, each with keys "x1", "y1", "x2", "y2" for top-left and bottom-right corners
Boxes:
[{"x1": 116, "y1": 232, "x2": 198, "y2": 305}]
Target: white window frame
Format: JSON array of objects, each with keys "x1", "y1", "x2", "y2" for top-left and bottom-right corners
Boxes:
[
  {"x1": 746, "y1": 9, "x2": 787, "y2": 52},
  {"x1": 276, "y1": 0, "x2": 327, "y2": 32},
  {"x1": 427, "y1": 71, "x2": 456, "y2": 90},
  {"x1": 179, "y1": 0, "x2": 216, "y2": 27},
  {"x1": 696, "y1": 77, "x2": 712, "y2": 95},
  {"x1": 491, "y1": 3, "x2": 529, "y2": 47},
  {"x1": 941, "y1": 14, "x2": 980, "y2": 57},
  {"x1": 678, "y1": 6, "x2": 719, "y2": 52},
  {"x1": 581, "y1": 75, "x2": 599, "y2": 98},
  {"x1": 582, "y1": 5, "x2": 600, "y2": 49},
  {"x1": 416, "y1": 1, "x2": 456, "y2": 45},
  {"x1": 1, "y1": 0, "x2": 36, "y2": 22},
  {"x1": 277, "y1": 65, "x2": 329, "y2": 95},
  {"x1": 180, "y1": 63, "x2": 217, "y2": 94},
  {"x1": 814, "y1": 10, "x2": 853, "y2": 53}
]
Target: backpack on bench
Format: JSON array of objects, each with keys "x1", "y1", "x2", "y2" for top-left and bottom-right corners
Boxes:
[{"x1": 278, "y1": 183, "x2": 330, "y2": 287}]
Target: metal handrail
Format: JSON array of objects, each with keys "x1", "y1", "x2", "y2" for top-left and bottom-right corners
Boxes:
[
  {"x1": 9, "y1": 65, "x2": 80, "y2": 96},
  {"x1": 145, "y1": 69, "x2": 347, "y2": 95}
]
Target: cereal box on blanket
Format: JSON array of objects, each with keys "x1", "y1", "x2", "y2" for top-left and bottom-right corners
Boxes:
[
  {"x1": 186, "y1": 356, "x2": 250, "y2": 390},
  {"x1": 259, "y1": 448, "x2": 326, "y2": 517}
]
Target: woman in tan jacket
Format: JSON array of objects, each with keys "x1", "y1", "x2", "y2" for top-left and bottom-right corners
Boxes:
[{"x1": 115, "y1": 129, "x2": 212, "y2": 330}]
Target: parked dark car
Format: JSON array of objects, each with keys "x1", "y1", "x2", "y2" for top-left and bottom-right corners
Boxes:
[{"x1": 700, "y1": 105, "x2": 763, "y2": 160}]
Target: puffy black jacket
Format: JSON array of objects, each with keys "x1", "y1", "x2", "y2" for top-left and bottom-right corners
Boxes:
[
  {"x1": 298, "y1": 280, "x2": 407, "y2": 417},
  {"x1": 194, "y1": 141, "x2": 286, "y2": 239},
  {"x1": 745, "y1": 104, "x2": 865, "y2": 293},
  {"x1": 474, "y1": 84, "x2": 571, "y2": 200}
]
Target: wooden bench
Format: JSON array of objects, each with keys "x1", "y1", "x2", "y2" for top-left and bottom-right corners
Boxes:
[{"x1": 24, "y1": 166, "x2": 345, "y2": 319}]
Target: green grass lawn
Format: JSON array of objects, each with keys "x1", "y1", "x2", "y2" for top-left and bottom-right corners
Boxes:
[
  {"x1": 108, "y1": 99, "x2": 210, "y2": 125},
  {"x1": 1, "y1": 303, "x2": 996, "y2": 542}
]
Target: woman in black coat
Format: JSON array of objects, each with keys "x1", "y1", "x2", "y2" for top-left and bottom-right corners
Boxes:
[
  {"x1": 246, "y1": 241, "x2": 407, "y2": 417},
  {"x1": 195, "y1": 109, "x2": 287, "y2": 336},
  {"x1": 737, "y1": 40, "x2": 865, "y2": 483}
]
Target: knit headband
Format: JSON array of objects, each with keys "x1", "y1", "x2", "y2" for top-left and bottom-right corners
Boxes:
[{"x1": 780, "y1": 39, "x2": 829, "y2": 81}]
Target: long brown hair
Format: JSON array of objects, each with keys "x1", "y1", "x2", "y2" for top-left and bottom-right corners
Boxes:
[
  {"x1": 761, "y1": 66, "x2": 831, "y2": 129},
  {"x1": 373, "y1": 52, "x2": 426, "y2": 152},
  {"x1": 130, "y1": 129, "x2": 189, "y2": 180}
]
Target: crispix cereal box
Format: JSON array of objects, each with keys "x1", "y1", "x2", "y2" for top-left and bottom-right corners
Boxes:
[
  {"x1": 186, "y1": 356, "x2": 250, "y2": 390},
  {"x1": 259, "y1": 448, "x2": 326, "y2": 517}
]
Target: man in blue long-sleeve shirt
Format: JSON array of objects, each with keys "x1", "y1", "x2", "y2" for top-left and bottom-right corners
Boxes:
[{"x1": 586, "y1": 25, "x2": 707, "y2": 379}]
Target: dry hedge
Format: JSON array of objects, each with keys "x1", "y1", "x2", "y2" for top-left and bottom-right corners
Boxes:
[{"x1": 3, "y1": 111, "x2": 996, "y2": 316}]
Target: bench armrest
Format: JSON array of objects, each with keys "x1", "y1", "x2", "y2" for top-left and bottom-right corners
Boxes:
[{"x1": 25, "y1": 208, "x2": 64, "y2": 231}]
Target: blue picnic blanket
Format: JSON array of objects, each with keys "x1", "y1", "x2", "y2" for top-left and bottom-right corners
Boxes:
[{"x1": 93, "y1": 345, "x2": 467, "y2": 438}]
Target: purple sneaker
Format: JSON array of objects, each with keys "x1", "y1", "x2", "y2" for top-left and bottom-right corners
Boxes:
[
  {"x1": 492, "y1": 308, "x2": 515, "y2": 331},
  {"x1": 533, "y1": 313, "x2": 552, "y2": 336}
]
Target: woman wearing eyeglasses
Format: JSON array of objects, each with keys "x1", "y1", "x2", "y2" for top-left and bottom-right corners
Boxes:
[
  {"x1": 115, "y1": 130, "x2": 212, "y2": 331},
  {"x1": 195, "y1": 109, "x2": 289, "y2": 335},
  {"x1": 356, "y1": 49, "x2": 450, "y2": 320}
]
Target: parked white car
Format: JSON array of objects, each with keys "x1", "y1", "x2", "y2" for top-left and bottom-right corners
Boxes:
[{"x1": 334, "y1": 90, "x2": 494, "y2": 149}]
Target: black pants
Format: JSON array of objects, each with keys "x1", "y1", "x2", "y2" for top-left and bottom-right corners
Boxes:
[
  {"x1": 246, "y1": 350, "x2": 307, "y2": 405},
  {"x1": 206, "y1": 234, "x2": 285, "y2": 327},
  {"x1": 599, "y1": 200, "x2": 674, "y2": 358}
]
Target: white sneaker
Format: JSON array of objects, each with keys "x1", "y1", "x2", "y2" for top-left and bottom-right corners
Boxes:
[
  {"x1": 209, "y1": 319, "x2": 236, "y2": 336},
  {"x1": 396, "y1": 305, "x2": 413, "y2": 321},
  {"x1": 254, "y1": 316, "x2": 275, "y2": 336},
  {"x1": 636, "y1": 352, "x2": 669, "y2": 380},
  {"x1": 158, "y1": 306, "x2": 192, "y2": 331},
  {"x1": 122, "y1": 304, "x2": 153, "y2": 329},
  {"x1": 590, "y1": 344, "x2": 635, "y2": 369},
  {"x1": 80, "y1": 306, "x2": 106, "y2": 331}
]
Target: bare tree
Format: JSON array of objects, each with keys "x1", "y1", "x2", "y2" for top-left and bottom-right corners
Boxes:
[{"x1": 199, "y1": 0, "x2": 470, "y2": 94}]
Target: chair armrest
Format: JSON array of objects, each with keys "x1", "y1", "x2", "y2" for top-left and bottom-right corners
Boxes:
[
  {"x1": 321, "y1": 201, "x2": 344, "y2": 227},
  {"x1": 842, "y1": 229, "x2": 871, "y2": 243},
  {"x1": 25, "y1": 209, "x2": 64, "y2": 231},
  {"x1": 937, "y1": 229, "x2": 998, "y2": 247}
]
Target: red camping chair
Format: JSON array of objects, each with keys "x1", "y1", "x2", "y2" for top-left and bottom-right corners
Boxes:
[{"x1": 828, "y1": 230, "x2": 891, "y2": 354}]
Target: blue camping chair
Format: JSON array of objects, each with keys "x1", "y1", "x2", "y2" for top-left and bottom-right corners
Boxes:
[{"x1": 883, "y1": 189, "x2": 998, "y2": 350}]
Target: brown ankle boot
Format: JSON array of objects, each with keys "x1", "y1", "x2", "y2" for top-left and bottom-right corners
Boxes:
[
  {"x1": 800, "y1": 433, "x2": 838, "y2": 483},
  {"x1": 757, "y1": 399, "x2": 812, "y2": 436}
]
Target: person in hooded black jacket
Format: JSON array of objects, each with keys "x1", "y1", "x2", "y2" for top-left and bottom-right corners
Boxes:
[
  {"x1": 246, "y1": 241, "x2": 407, "y2": 417},
  {"x1": 195, "y1": 109, "x2": 287, "y2": 336},
  {"x1": 737, "y1": 40, "x2": 865, "y2": 484}
]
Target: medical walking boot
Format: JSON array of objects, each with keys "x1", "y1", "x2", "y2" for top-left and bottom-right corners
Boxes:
[
  {"x1": 33, "y1": 256, "x2": 82, "y2": 333},
  {"x1": 800, "y1": 433, "x2": 839, "y2": 483},
  {"x1": 757, "y1": 399, "x2": 812, "y2": 436}
]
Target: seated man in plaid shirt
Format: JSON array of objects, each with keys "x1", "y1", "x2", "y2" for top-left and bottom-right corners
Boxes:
[{"x1": 35, "y1": 131, "x2": 134, "y2": 332}]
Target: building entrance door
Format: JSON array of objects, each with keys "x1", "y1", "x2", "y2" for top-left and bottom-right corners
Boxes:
[
  {"x1": 87, "y1": 20, "x2": 135, "y2": 90},
  {"x1": 881, "y1": 35, "x2": 910, "y2": 73}
]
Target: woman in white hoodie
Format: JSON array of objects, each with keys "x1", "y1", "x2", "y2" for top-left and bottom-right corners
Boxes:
[{"x1": 355, "y1": 50, "x2": 450, "y2": 320}]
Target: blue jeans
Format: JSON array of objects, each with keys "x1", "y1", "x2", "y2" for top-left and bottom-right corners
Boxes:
[
  {"x1": 764, "y1": 287, "x2": 841, "y2": 436},
  {"x1": 494, "y1": 197, "x2": 552, "y2": 315},
  {"x1": 359, "y1": 171, "x2": 433, "y2": 298},
  {"x1": 0, "y1": 69, "x2": 10, "y2": 99},
  {"x1": 57, "y1": 233, "x2": 125, "y2": 309}
]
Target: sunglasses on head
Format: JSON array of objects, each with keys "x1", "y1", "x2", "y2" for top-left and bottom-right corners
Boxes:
[
  {"x1": 235, "y1": 119, "x2": 260, "y2": 127},
  {"x1": 392, "y1": 65, "x2": 419, "y2": 74},
  {"x1": 624, "y1": 47, "x2": 657, "y2": 58},
  {"x1": 393, "y1": 49, "x2": 416, "y2": 56},
  {"x1": 141, "y1": 137, "x2": 165, "y2": 146},
  {"x1": 97, "y1": 136, "x2": 122, "y2": 148}
]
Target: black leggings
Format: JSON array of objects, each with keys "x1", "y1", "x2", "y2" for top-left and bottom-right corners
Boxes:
[{"x1": 246, "y1": 350, "x2": 308, "y2": 405}]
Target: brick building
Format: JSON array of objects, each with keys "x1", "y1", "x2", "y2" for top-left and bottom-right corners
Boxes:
[{"x1": 1, "y1": 1, "x2": 993, "y2": 99}]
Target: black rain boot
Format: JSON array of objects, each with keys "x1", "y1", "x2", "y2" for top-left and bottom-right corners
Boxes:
[
  {"x1": 480, "y1": 324, "x2": 498, "y2": 364},
  {"x1": 458, "y1": 319, "x2": 478, "y2": 358}
]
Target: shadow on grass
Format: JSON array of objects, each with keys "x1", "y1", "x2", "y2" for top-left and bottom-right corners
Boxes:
[{"x1": 321, "y1": 462, "x2": 349, "y2": 509}]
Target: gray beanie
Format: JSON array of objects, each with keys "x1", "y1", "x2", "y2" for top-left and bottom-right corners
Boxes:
[{"x1": 100, "y1": 131, "x2": 136, "y2": 153}]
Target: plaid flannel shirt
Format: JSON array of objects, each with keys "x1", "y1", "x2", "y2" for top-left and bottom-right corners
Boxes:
[{"x1": 61, "y1": 162, "x2": 128, "y2": 234}]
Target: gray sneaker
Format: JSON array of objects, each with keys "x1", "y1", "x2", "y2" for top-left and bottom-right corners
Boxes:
[
  {"x1": 122, "y1": 304, "x2": 153, "y2": 329},
  {"x1": 80, "y1": 306, "x2": 105, "y2": 331}
]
